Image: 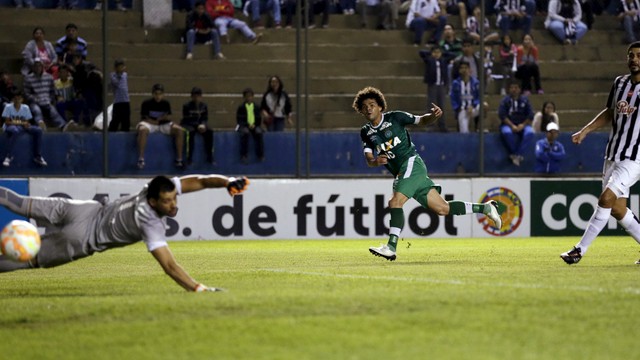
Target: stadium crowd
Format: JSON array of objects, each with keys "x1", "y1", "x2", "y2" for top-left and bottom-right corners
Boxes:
[{"x1": 0, "y1": 0, "x2": 627, "y2": 173}]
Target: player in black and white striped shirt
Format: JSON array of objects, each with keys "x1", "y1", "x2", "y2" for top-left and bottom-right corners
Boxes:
[{"x1": 561, "y1": 41, "x2": 640, "y2": 265}]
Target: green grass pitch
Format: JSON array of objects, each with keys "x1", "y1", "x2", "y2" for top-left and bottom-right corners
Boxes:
[{"x1": 1, "y1": 237, "x2": 639, "y2": 360}]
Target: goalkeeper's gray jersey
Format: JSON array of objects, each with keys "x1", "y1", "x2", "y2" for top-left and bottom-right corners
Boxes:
[
  {"x1": 89, "y1": 177, "x2": 181, "y2": 253},
  {"x1": 27, "y1": 177, "x2": 181, "y2": 268}
]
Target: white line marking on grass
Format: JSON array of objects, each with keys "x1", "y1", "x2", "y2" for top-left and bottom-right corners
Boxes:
[{"x1": 255, "y1": 268, "x2": 640, "y2": 296}]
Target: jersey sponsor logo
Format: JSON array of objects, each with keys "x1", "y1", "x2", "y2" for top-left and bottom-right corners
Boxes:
[
  {"x1": 477, "y1": 187, "x2": 523, "y2": 236},
  {"x1": 617, "y1": 100, "x2": 637, "y2": 116},
  {"x1": 379, "y1": 121, "x2": 392, "y2": 130},
  {"x1": 366, "y1": 127, "x2": 377, "y2": 136},
  {"x1": 376, "y1": 136, "x2": 401, "y2": 152}
]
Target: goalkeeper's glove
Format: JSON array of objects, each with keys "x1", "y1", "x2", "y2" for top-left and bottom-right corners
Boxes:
[
  {"x1": 194, "y1": 283, "x2": 225, "y2": 292},
  {"x1": 227, "y1": 176, "x2": 250, "y2": 196}
]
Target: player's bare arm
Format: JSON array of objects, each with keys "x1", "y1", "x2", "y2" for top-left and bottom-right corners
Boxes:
[
  {"x1": 180, "y1": 174, "x2": 250, "y2": 196},
  {"x1": 418, "y1": 103, "x2": 442, "y2": 125},
  {"x1": 151, "y1": 246, "x2": 200, "y2": 291},
  {"x1": 572, "y1": 108, "x2": 613, "y2": 145},
  {"x1": 365, "y1": 152, "x2": 387, "y2": 167}
]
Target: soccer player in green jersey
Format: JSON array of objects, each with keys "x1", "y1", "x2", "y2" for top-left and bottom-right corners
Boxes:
[{"x1": 353, "y1": 86, "x2": 502, "y2": 261}]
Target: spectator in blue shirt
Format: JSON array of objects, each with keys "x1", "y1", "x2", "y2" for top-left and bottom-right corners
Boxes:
[
  {"x1": 1, "y1": 90, "x2": 46, "y2": 168},
  {"x1": 109, "y1": 59, "x2": 130, "y2": 131},
  {"x1": 54, "y1": 23, "x2": 88, "y2": 62},
  {"x1": 535, "y1": 122, "x2": 565, "y2": 174},
  {"x1": 498, "y1": 81, "x2": 534, "y2": 166},
  {"x1": 450, "y1": 60, "x2": 480, "y2": 133}
]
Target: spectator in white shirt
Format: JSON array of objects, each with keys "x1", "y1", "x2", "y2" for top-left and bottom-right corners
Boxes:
[{"x1": 406, "y1": 0, "x2": 447, "y2": 46}]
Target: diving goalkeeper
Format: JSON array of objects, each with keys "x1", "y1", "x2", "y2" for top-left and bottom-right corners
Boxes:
[{"x1": 0, "y1": 174, "x2": 249, "y2": 292}]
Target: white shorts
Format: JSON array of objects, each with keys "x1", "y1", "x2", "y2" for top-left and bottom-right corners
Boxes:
[
  {"x1": 137, "y1": 121, "x2": 175, "y2": 135},
  {"x1": 456, "y1": 105, "x2": 480, "y2": 134},
  {"x1": 602, "y1": 159, "x2": 640, "y2": 198}
]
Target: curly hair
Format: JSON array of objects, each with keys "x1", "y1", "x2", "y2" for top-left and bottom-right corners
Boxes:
[{"x1": 352, "y1": 87, "x2": 387, "y2": 113}]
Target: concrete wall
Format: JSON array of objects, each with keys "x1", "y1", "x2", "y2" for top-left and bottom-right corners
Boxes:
[
  {"x1": 0, "y1": 131, "x2": 607, "y2": 177},
  {"x1": 1, "y1": 0, "x2": 147, "y2": 9}
]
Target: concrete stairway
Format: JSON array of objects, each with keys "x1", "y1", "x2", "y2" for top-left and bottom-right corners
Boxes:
[{"x1": 0, "y1": 7, "x2": 628, "y2": 131}]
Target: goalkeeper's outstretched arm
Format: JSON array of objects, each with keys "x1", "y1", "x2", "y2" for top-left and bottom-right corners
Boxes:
[
  {"x1": 179, "y1": 175, "x2": 250, "y2": 196},
  {"x1": 151, "y1": 246, "x2": 223, "y2": 292}
]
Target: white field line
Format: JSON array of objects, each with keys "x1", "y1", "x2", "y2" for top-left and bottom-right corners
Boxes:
[{"x1": 246, "y1": 268, "x2": 640, "y2": 296}]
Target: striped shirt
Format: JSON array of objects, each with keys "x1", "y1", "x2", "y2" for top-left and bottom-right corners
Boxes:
[
  {"x1": 605, "y1": 74, "x2": 640, "y2": 161},
  {"x1": 54, "y1": 77, "x2": 75, "y2": 102},
  {"x1": 23, "y1": 72, "x2": 56, "y2": 106},
  {"x1": 496, "y1": 0, "x2": 527, "y2": 13},
  {"x1": 450, "y1": 76, "x2": 480, "y2": 112},
  {"x1": 621, "y1": 0, "x2": 640, "y2": 22},
  {"x1": 110, "y1": 71, "x2": 130, "y2": 103},
  {"x1": 54, "y1": 35, "x2": 88, "y2": 59}
]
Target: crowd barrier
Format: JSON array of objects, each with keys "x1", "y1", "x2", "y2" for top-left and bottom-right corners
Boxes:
[{"x1": 0, "y1": 131, "x2": 607, "y2": 177}]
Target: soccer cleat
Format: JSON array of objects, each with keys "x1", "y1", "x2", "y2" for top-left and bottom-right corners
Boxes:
[
  {"x1": 252, "y1": 33, "x2": 263, "y2": 45},
  {"x1": 62, "y1": 120, "x2": 78, "y2": 132},
  {"x1": 510, "y1": 154, "x2": 521, "y2": 166},
  {"x1": 483, "y1": 200, "x2": 502, "y2": 229},
  {"x1": 369, "y1": 244, "x2": 396, "y2": 261},
  {"x1": 33, "y1": 156, "x2": 47, "y2": 167},
  {"x1": 560, "y1": 246, "x2": 582, "y2": 265},
  {"x1": 635, "y1": 259, "x2": 640, "y2": 265}
]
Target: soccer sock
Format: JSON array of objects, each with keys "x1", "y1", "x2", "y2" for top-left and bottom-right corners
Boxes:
[
  {"x1": 0, "y1": 187, "x2": 29, "y2": 216},
  {"x1": 448, "y1": 201, "x2": 484, "y2": 215},
  {"x1": 618, "y1": 208, "x2": 640, "y2": 246},
  {"x1": 577, "y1": 206, "x2": 612, "y2": 255},
  {"x1": 387, "y1": 208, "x2": 404, "y2": 251}
]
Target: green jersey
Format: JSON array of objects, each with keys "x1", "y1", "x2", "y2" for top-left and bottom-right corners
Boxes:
[{"x1": 360, "y1": 111, "x2": 421, "y2": 176}]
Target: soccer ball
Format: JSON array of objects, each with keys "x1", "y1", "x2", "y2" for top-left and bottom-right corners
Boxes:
[{"x1": 0, "y1": 220, "x2": 41, "y2": 262}]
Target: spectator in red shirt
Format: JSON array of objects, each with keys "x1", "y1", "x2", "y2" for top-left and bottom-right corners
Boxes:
[{"x1": 206, "y1": 0, "x2": 262, "y2": 44}]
